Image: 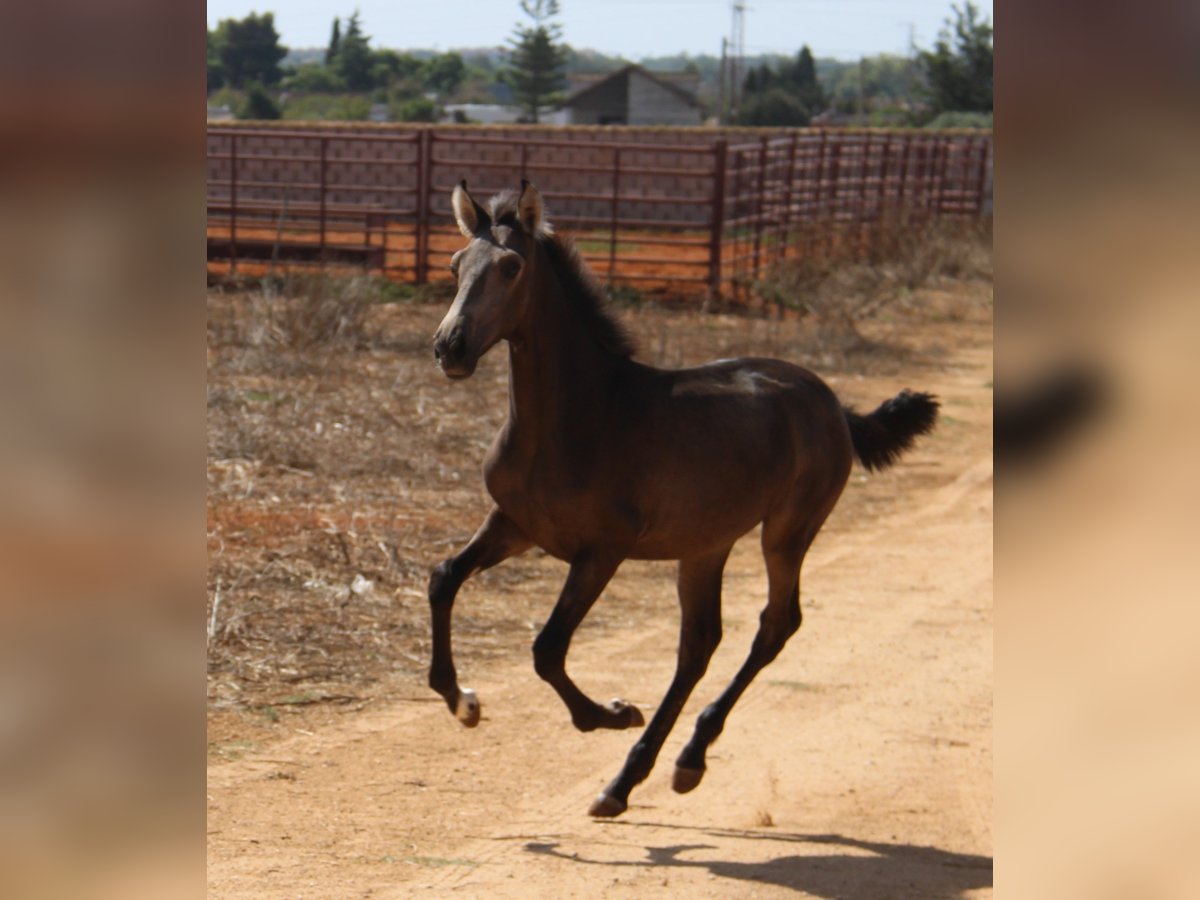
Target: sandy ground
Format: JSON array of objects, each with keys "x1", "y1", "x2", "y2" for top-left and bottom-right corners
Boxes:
[{"x1": 207, "y1": 294, "x2": 992, "y2": 898}]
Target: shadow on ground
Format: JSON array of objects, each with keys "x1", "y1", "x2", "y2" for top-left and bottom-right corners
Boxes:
[{"x1": 524, "y1": 825, "x2": 991, "y2": 899}]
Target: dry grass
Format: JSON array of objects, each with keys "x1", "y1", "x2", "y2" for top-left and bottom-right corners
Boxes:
[{"x1": 752, "y1": 217, "x2": 992, "y2": 360}]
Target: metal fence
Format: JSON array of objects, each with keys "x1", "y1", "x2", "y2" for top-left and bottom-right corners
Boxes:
[{"x1": 207, "y1": 124, "x2": 990, "y2": 299}]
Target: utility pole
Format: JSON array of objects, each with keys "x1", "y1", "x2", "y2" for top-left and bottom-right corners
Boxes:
[
  {"x1": 904, "y1": 22, "x2": 917, "y2": 111},
  {"x1": 730, "y1": 1, "x2": 745, "y2": 122},
  {"x1": 719, "y1": 37, "x2": 727, "y2": 124}
]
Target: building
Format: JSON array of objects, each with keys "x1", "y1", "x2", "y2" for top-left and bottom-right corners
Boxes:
[{"x1": 562, "y1": 65, "x2": 703, "y2": 126}]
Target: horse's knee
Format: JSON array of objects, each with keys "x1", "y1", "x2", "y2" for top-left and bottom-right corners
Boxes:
[
  {"x1": 531, "y1": 632, "x2": 565, "y2": 682},
  {"x1": 429, "y1": 560, "x2": 458, "y2": 607}
]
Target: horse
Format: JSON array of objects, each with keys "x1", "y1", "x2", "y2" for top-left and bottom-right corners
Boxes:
[{"x1": 427, "y1": 180, "x2": 938, "y2": 818}]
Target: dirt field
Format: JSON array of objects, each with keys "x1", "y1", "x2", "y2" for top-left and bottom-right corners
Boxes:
[{"x1": 207, "y1": 272, "x2": 992, "y2": 898}]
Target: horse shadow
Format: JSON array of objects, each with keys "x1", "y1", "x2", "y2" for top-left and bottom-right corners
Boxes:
[{"x1": 524, "y1": 825, "x2": 991, "y2": 899}]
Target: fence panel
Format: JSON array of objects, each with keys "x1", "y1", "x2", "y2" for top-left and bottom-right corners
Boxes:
[
  {"x1": 421, "y1": 130, "x2": 722, "y2": 292},
  {"x1": 716, "y1": 129, "x2": 992, "y2": 300},
  {"x1": 206, "y1": 124, "x2": 991, "y2": 301},
  {"x1": 206, "y1": 128, "x2": 423, "y2": 278}
]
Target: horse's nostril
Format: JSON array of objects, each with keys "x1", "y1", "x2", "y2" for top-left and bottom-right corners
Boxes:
[{"x1": 449, "y1": 334, "x2": 466, "y2": 360}]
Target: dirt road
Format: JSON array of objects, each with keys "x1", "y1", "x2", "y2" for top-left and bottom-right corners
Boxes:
[{"x1": 208, "y1": 313, "x2": 992, "y2": 898}]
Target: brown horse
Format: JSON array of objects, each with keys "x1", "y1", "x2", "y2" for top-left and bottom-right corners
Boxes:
[{"x1": 428, "y1": 180, "x2": 938, "y2": 818}]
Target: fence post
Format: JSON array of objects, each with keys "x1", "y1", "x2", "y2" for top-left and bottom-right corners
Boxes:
[
  {"x1": 858, "y1": 132, "x2": 872, "y2": 255},
  {"x1": 318, "y1": 136, "x2": 328, "y2": 259},
  {"x1": 932, "y1": 136, "x2": 948, "y2": 216},
  {"x1": 707, "y1": 139, "x2": 727, "y2": 299},
  {"x1": 777, "y1": 132, "x2": 797, "y2": 267},
  {"x1": 229, "y1": 132, "x2": 238, "y2": 273},
  {"x1": 608, "y1": 147, "x2": 620, "y2": 286},
  {"x1": 974, "y1": 134, "x2": 991, "y2": 217},
  {"x1": 809, "y1": 130, "x2": 827, "y2": 264},
  {"x1": 416, "y1": 128, "x2": 431, "y2": 284},
  {"x1": 826, "y1": 135, "x2": 841, "y2": 262},
  {"x1": 751, "y1": 136, "x2": 769, "y2": 284}
]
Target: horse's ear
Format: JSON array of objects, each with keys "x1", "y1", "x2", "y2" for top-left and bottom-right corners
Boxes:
[
  {"x1": 517, "y1": 179, "x2": 548, "y2": 234},
  {"x1": 451, "y1": 181, "x2": 489, "y2": 238}
]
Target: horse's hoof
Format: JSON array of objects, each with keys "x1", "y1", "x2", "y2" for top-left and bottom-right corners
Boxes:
[
  {"x1": 588, "y1": 792, "x2": 627, "y2": 818},
  {"x1": 455, "y1": 688, "x2": 481, "y2": 727},
  {"x1": 672, "y1": 765, "x2": 705, "y2": 794},
  {"x1": 607, "y1": 698, "x2": 645, "y2": 728}
]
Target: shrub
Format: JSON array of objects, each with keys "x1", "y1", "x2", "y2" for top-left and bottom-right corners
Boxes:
[{"x1": 238, "y1": 81, "x2": 281, "y2": 120}]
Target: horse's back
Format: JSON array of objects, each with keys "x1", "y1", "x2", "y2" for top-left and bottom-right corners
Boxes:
[{"x1": 610, "y1": 357, "x2": 853, "y2": 559}]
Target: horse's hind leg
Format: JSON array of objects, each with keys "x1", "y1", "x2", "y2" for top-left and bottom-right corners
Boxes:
[
  {"x1": 532, "y1": 546, "x2": 643, "y2": 733},
  {"x1": 589, "y1": 547, "x2": 729, "y2": 818},
  {"x1": 673, "y1": 523, "x2": 814, "y2": 793},
  {"x1": 429, "y1": 507, "x2": 531, "y2": 726}
]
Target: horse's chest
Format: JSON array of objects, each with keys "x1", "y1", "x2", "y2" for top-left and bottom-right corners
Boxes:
[{"x1": 483, "y1": 454, "x2": 593, "y2": 559}]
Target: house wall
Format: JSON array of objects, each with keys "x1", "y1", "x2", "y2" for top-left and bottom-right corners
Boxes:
[
  {"x1": 566, "y1": 78, "x2": 629, "y2": 126},
  {"x1": 627, "y1": 72, "x2": 702, "y2": 126}
]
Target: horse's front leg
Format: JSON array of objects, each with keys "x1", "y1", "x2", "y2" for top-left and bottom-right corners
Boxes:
[
  {"x1": 429, "y1": 507, "x2": 531, "y2": 726},
  {"x1": 532, "y1": 546, "x2": 644, "y2": 732}
]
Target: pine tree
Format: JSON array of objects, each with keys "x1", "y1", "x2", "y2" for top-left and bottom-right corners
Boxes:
[
  {"x1": 506, "y1": 0, "x2": 568, "y2": 123},
  {"x1": 919, "y1": 2, "x2": 993, "y2": 116},
  {"x1": 325, "y1": 18, "x2": 341, "y2": 67},
  {"x1": 336, "y1": 11, "x2": 374, "y2": 92},
  {"x1": 790, "y1": 45, "x2": 826, "y2": 114}
]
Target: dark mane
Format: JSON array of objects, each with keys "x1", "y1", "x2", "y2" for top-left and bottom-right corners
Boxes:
[{"x1": 489, "y1": 191, "x2": 638, "y2": 359}]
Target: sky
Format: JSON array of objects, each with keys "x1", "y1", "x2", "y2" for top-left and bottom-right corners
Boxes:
[{"x1": 206, "y1": 0, "x2": 993, "y2": 62}]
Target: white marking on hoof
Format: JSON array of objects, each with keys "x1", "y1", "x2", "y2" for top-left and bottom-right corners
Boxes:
[
  {"x1": 455, "y1": 688, "x2": 480, "y2": 727},
  {"x1": 606, "y1": 698, "x2": 644, "y2": 728},
  {"x1": 588, "y1": 792, "x2": 627, "y2": 818}
]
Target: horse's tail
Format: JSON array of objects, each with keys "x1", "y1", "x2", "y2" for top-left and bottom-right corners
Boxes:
[{"x1": 843, "y1": 390, "x2": 940, "y2": 472}]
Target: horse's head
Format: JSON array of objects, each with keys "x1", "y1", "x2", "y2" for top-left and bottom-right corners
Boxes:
[{"x1": 432, "y1": 180, "x2": 547, "y2": 379}]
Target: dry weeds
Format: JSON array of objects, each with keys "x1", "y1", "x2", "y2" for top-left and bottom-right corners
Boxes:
[{"x1": 752, "y1": 217, "x2": 992, "y2": 361}]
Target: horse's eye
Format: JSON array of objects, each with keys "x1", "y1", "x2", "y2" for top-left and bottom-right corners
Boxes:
[{"x1": 499, "y1": 257, "x2": 521, "y2": 280}]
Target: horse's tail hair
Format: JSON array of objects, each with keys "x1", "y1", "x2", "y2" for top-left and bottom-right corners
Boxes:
[{"x1": 843, "y1": 390, "x2": 939, "y2": 472}]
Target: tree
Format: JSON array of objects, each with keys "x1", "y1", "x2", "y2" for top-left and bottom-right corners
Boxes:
[
  {"x1": 207, "y1": 30, "x2": 225, "y2": 93},
  {"x1": 335, "y1": 11, "x2": 374, "y2": 92},
  {"x1": 239, "y1": 81, "x2": 281, "y2": 120},
  {"x1": 283, "y1": 63, "x2": 347, "y2": 93},
  {"x1": 325, "y1": 18, "x2": 342, "y2": 67},
  {"x1": 423, "y1": 53, "x2": 466, "y2": 95},
  {"x1": 918, "y1": 2, "x2": 992, "y2": 116},
  {"x1": 738, "y1": 88, "x2": 810, "y2": 127},
  {"x1": 785, "y1": 45, "x2": 826, "y2": 113},
  {"x1": 506, "y1": 0, "x2": 568, "y2": 123},
  {"x1": 739, "y1": 45, "x2": 825, "y2": 124},
  {"x1": 395, "y1": 97, "x2": 437, "y2": 122},
  {"x1": 213, "y1": 13, "x2": 287, "y2": 88}
]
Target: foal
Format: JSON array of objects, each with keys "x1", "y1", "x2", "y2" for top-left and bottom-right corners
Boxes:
[{"x1": 427, "y1": 180, "x2": 938, "y2": 817}]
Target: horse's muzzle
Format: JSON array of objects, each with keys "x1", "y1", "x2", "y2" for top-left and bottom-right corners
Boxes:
[{"x1": 433, "y1": 325, "x2": 475, "y2": 379}]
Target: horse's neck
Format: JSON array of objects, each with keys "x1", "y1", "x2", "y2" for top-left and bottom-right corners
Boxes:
[{"x1": 505, "y1": 272, "x2": 618, "y2": 442}]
